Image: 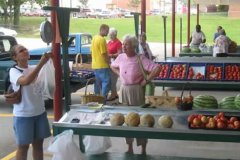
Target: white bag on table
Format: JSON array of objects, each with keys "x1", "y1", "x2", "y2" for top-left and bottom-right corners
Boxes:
[
  {"x1": 48, "y1": 130, "x2": 85, "y2": 160},
  {"x1": 83, "y1": 136, "x2": 112, "y2": 155}
]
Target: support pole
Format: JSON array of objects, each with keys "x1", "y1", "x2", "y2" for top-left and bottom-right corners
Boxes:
[
  {"x1": 197, "y1": 4, "x2": 199, "y2": 25},
  {"x1": 141, "y1": 0, "x2": 146, "y2": 33},
  {"x1": 187, "y1": 0, "x2": 191, "y2": 46},
  {"x1": 44, "y1": 6, "x2": 79, "y2": 112},
  {"x1": 133, "y1": 13, "x2": 140, "y2": 38},
  {"x1": 180, "y1": 17, "x2": 182, "y2": 52},
  {"x1": 172, "y1": 0, "x2": 176, "y2": 57},
  {"x1": 50, "y1": 0, "x2": 62, "y2": 121},
  {"x1": 162, "y1": 16, "x2": 167, "y2": 61}
]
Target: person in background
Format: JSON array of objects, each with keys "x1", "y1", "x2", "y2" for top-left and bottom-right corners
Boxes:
[
  {"x1": 111, "y1": 34, "x2": 160, "y2": 154},
  {"x1": 107, "y1": 27, "x2": 122, "y2": 101},
  {"x1": 9, "y1": 44, "x2": 51, "y2": 160},
  {"x1": 139, "y1": 32, "x2": 154, "y2": 60},
  {"x1": 213, "y1": 29, "x2": 231, "y2": 57},
  {"x1": 189, "y1": 24, "x2": 206, "y2": 48},
  {"x1": 91, "y1": 24, "x2": 111, "y2": 102},
  {"x1": 213, "y1": 26, "x2": 223, "y2": 42}
]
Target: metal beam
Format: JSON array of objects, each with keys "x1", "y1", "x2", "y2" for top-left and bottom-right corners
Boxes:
[
  {"x1": 172, "y1": 0, "x2": 176, "y2": 57},
  {"x1": 141, "y1": 0, "x2": 146, "y2": 34}
]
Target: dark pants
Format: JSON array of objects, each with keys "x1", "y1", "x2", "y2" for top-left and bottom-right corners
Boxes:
[{"x1": 216, "y1": 53, "x2": 227, "y2": 57}]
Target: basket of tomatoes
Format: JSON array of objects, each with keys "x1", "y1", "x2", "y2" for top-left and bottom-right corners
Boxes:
[{"x1": 175, "y1": 83, "x2": 193, "y2": 111}]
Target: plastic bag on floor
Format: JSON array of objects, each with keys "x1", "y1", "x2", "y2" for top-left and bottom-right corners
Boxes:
[
  {"x1": 83, "y1": 136, "x2": 112, "y2": 155},
  {"x1": 33, "y1": 59, "x2": 55, "y2": 99},
  {"x1": 48, "y1": 130, "x2": 85, "y2": 160}
]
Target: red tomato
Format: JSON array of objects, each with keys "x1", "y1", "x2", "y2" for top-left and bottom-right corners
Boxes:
[
  {"x1": 229, "y1": 117, "x2": 238, "y2": 123},
  {"x1": 218, "y1": 112, "x2": 225, "y2": 118},
  {"x1": 188, "y1": 114, "x2": 196, "y2": 123},
  {"x1": 234, "y1": 121, "x2": 240, "y2": 129},
  {"x1": 217, "y1": 121, "x2": 226, "y2": 129}
]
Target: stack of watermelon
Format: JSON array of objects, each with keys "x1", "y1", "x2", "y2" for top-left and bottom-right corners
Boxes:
[
  {"x1": 219, "y1": 96, "x2": 236, "y2": 109},
  {"x1": 234, "y1": 94, "x2": 240, "y2": 109},
  {"x1": 182, "y1": 46, "x2": 191, "y2": 53},
  {"x1": 193, "y1": 95, "x2": 218, "y2": 109},
  {"x1": 191, "y1": 47, "x2": 201, "y2": 53},
  {"x1": 217, "y1": 94, "x2": 240, "y2": 110}
]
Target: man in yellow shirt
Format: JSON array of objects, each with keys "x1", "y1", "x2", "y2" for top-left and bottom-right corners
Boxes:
[{"x1": 91, "y1": 24, "x2": 110, "y2": 102}]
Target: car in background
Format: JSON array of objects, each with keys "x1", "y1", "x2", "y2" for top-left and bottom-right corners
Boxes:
[
  {"x1": 150, "y1": 9, "x2": 161, "y2": 15},
  {"x1": 124, "y1": 12, "x2": 134, "y2": 18},
  {"x1": 97, "y1": 10, "x2": 112, "y2": 19},
  {"x1": 0, "y1": 27, "x2": 17, "y2": 37}
]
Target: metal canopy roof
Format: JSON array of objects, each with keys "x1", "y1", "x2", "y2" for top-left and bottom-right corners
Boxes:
[{"x1": 193, "y1": 0, "x2": 239, "y2": 5}]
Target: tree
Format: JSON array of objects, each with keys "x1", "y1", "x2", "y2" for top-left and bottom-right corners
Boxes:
[
  {"x1": 0, "y1": 0, "x2": 14, "y2": 24},
  {"x1": 13, "y1": 0, "x2": 27, "y2": 26},
  {"x1": 0, "y1": 0, "x2": 48, "y2": 26},
  {"x1": 35, "y1": 0, "x2": 49, "y2": 7},
  {"x1": 78, "y1": 0, "x2": 88, "y2": 8},
  {"x1": 128, "y1": 0, "x2": 141, "y2": 11}
]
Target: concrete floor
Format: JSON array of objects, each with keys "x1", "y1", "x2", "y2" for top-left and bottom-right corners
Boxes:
[{"x1": 1, "y1": 84, "x2": 240, "y2": 160}]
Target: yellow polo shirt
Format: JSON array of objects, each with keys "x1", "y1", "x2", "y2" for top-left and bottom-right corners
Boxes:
[{"x1": 91, "y1": 35, "x2": 109, "y2": 69}]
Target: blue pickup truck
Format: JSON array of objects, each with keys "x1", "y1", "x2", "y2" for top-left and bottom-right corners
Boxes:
[{"x1": 29, "y1": 33, "x2": 92, "y2": 62}]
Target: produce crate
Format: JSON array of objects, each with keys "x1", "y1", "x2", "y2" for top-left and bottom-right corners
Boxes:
[
  {"x1": 186, "y1": 63, "x2": 206, "y2": 81},
  {"x1": 70, "y1": 70, "x2": 95, "y2": 83},
  {"x1": 188, "y1": 114, "x2": 240, "y2": 131},
  {"x1": 155, "y1": 62, "x2": 171, "y2": 80},
  {"x1": 205, "y1": 63, "x2": 224, "y2": 81},
  {"x1": 223, "y1": 63, "x2": 240, "y2": 81},
  {"x1": 168, "y1": 63, "x2": 188, "y2": 80}
]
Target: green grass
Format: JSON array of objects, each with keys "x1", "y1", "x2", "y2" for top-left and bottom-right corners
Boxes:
[{"x1": 4, "y1": 14, "x2": 240, "y2": 45}]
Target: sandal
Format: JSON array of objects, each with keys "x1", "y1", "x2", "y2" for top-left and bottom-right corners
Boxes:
[{"x1": 106, "y1": 95, "x2": 119, "y2": 101}]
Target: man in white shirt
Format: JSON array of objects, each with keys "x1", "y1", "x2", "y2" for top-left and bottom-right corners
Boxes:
[{"x1": 190, "y1": 24, "x2": 206, "y2": 48}]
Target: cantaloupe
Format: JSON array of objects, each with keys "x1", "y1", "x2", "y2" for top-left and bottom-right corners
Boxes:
[
  {"x1": 125, "y1": 112, "x2": 140, "y2": 127},
  {"x1": 140, "y1": 114, "x2": 155, "y2": 127},
  {"x1": 158, "y1": 115, "x2": 173, "y2": 128},
  {"x1": 110, "y1": 113, "x2": 125, "y2": 126}
]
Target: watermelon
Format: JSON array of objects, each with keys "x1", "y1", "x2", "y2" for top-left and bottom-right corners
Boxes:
[
  {"x1": 193, "y1": 95, "x2": 218, "y2": 109},
  {"x1": 219, "y1": 96, "x2": 236, "y2": 109},
  {"x1": 234, "y1": 94, "x2": 240, "y2": 109},
  {"x1": 182, "y1": 46, "x2": 191, "y2": 53},
  {"x1": 191, "y1": 47, "x2": 201, "y2": 53}
]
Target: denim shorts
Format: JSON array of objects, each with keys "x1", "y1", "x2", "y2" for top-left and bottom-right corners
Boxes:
[{"x1": 13, "y1": 112, "x2": 51, "y2": 145}]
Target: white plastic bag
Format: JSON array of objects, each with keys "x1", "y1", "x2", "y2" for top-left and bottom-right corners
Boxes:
[
  {"x1": 48, "y1": 130, "x2": 85, "y2": 160},
  {"x1": 33, "y1": 59, "x2": 55, "y2": 99},
  {"x1": 199, "y1": 43, "x2": 208, "y2": 53},
  {"x1": 213, "y1": 45, "x2": 220, "y2": 57},
  {"x1": 83, "y1": 136, "x2": 112, "y2": 155}
]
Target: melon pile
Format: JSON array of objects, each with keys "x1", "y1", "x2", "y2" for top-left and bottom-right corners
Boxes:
[
  {"x1": 193, "y1": 95, "x2": 218, "y2": 109},
  {"x1": 193, "y1": 94, "x2": 240, "y2": 110},
  {"x1": 219, "y1": 94, "x2": 240, "y2": 110},
  {"x1": 109, "y1": 112, "x2": 174, "y2": 128}
]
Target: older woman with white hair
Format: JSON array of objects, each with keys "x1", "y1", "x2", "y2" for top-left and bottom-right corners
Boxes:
[
  {"x1": 107, "y1": 27, "x2": 122, "y2": 101},
  {"x1": 111, "y1": 34, "x2": 160, "y2": 154},
  {"x1": 213, "y1": 29, "x2": 231, "y2": 57}
]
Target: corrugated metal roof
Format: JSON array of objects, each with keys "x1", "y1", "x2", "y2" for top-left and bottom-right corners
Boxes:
[{"x1": 193, "y1": 0, "x2": 239, "y2": 5}]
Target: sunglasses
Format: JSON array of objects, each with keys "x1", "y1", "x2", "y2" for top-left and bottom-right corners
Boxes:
[{"x1": 18, "y1": 48, "x2": 27, "y2": 53}]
